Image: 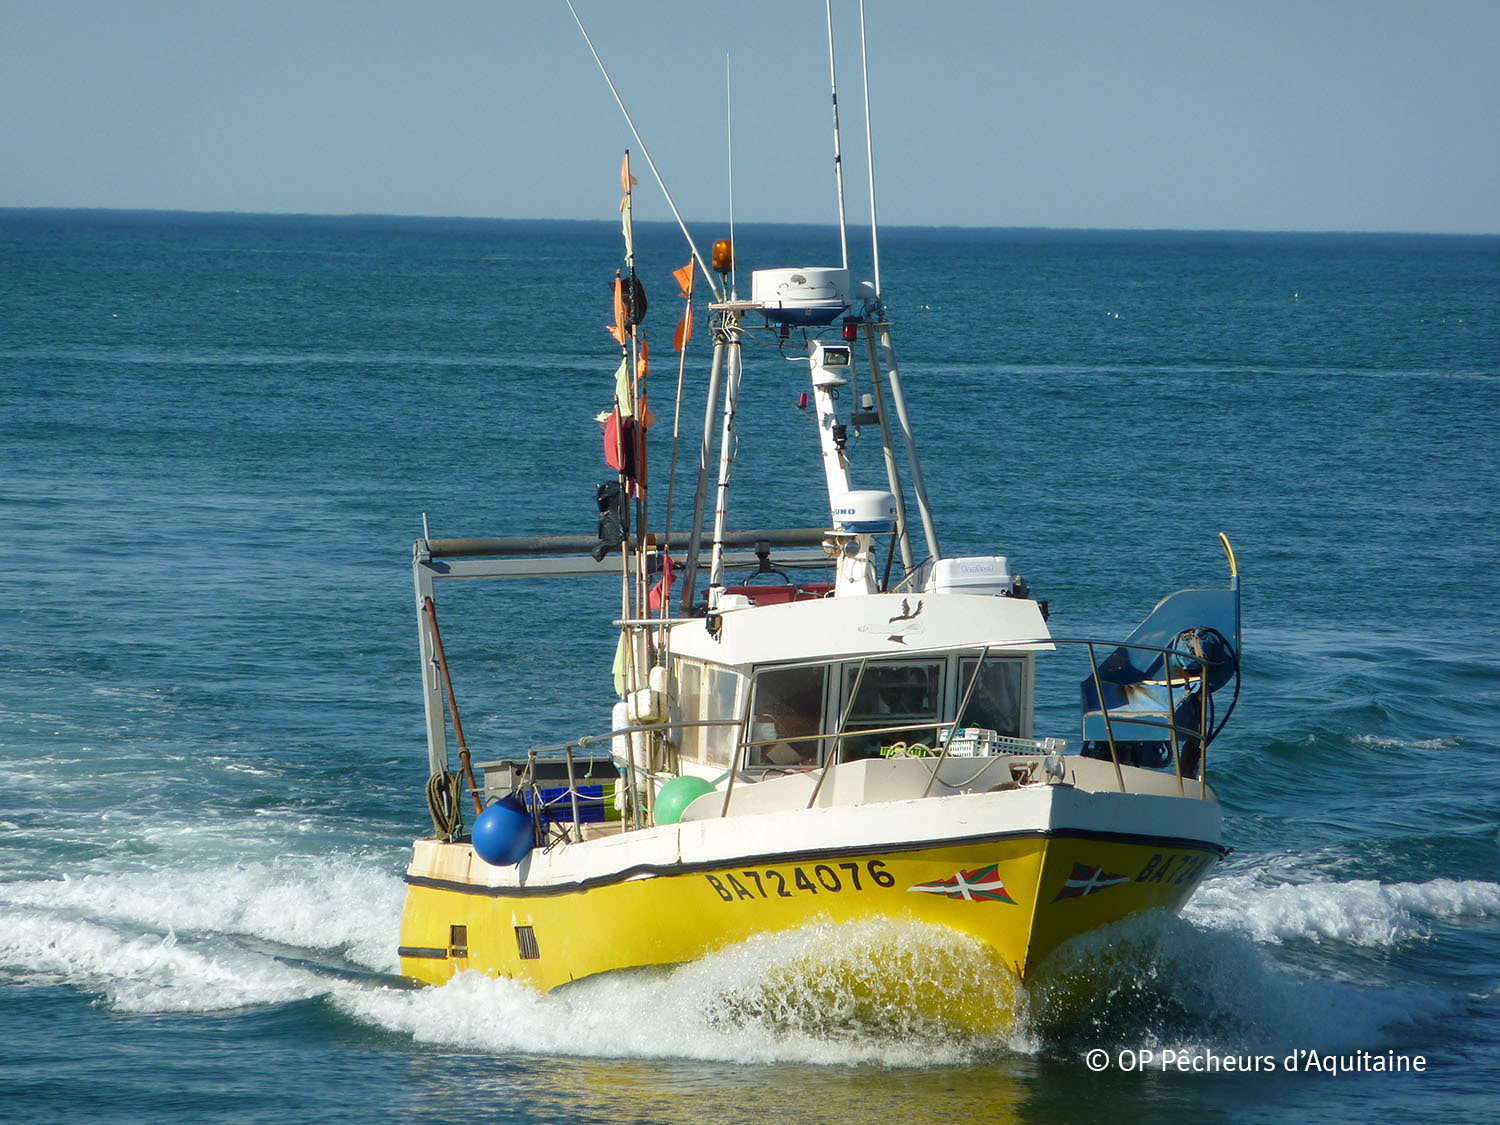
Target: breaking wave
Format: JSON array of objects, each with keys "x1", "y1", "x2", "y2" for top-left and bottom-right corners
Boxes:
[
  {"x1": 0, "y1": 856, "x2": 404, "y2": 973},
  {"x1": 1185, "y1": 872, "x2": 1500, "y2": 946},
  {"x1": 0, "y1": 910, "x2": 321, "y2": 1013},
  {"x1": 1031, "y1": 908, "x2": 1454, "y2": 1060}
]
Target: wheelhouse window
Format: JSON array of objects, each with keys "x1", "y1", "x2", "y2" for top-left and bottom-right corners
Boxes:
[
  {"x1": 721, "y1": 652, "x2": 1034, "y2": 768},
  {"x1": 747, "y1": 664, "x2": 828, "y2": 768},
  {"x1": 674, "y1": 657, "x2": 743, "y2": 767},
  {"x1": 674, "y1": 657, "x2": 702, "y2": 756},
  {"x1": 837, "y1": 660, "x2": 946, "y2": 760},
  {"x1": 957, "y1": 656, "x2": 1025, "y2": 737}
]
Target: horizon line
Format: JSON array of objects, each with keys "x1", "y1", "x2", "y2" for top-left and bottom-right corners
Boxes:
[{"x1": 2, "y1": 204, "x2": 1497, "y2": 241}]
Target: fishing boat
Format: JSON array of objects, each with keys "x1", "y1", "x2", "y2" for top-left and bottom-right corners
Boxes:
[{"x1": 396, "y1": 5, "x2": 1242, "y2": 1003}]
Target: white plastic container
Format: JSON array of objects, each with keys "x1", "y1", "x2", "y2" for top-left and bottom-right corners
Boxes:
[
  {"x1": 936, "y1": 726, "x2": 1000, "y2": 757},
  {"x1": 926, "y1": 555, "x2": 1015, "y2": 596}
]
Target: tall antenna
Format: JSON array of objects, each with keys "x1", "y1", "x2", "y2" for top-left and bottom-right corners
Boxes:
[
  {"x1": 564, "y1": 0, "x2": 723, "y2": 301},
  {"x1": 727, "y1": 52, "x2": 737, "y2": 299},
  {"x1": 826, "y1": 0, "x2": 849, "y2": 271},
  {"x1": 858, "y1": 0, "x2": 881, "y2": 301}
]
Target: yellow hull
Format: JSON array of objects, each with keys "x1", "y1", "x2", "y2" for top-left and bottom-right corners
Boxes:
[{"x1": 399, "y1": 831, "x2": 1221, "y2": 992}]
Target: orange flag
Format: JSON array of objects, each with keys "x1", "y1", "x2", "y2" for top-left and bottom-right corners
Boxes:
[
  {"x1": 636, "y1": 339, "x2": 654, "y2": 429},
  {"x1": 608, "y1": 272, "x2": 626, "y2": 345},
  {"x1": 619, "y1": 152, "x2": 638, "y2": 209},
  {"x1": 673, "y1": 260, "x2": 694, "y2": 352}
]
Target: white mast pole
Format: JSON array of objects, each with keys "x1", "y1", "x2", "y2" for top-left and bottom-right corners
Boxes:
[
  {"x1": 679, "y1": 332, "x2": 724, "y2": 614},
  {"x1": 727, "y1": 52, "x2": 738, "y2": 299},
  {"x1": 858, "y1": 0, "x2": 880, "y2": 299},
  {"x1": 858, "y1": 0, "x2": 940, "y2": 561},
  {"x1": 827, "y1": 0, "x2": 849, "y2": 271},
  {"x1": 707, "y1": 319, "x2": 744, "y2": 593}
]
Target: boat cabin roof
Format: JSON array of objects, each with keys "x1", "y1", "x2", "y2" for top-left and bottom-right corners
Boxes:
[{"x1": 666, "y1": 590, "x2": 1052, "y2": 670}]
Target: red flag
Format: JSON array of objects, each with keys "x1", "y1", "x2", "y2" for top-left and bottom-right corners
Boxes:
[
  {"x1": 603, "y1": 410, "x2": 640, "y2": 480},
  {"x1": 603, "y1": 409, "x2": 626, "y2": 473},
  {"x1": 632, "y1": 404, "x2": 647, "y2": 494},
  {"x1": 648, "y1": 554, "x2": 676, "y2": 612}
]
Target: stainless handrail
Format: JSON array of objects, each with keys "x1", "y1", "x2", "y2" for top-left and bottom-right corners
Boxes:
[{"x1": 486, "y1": 633, "x2": 1235, "y2": 832}]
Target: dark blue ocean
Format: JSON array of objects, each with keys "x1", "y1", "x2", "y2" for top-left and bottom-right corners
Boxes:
[{"x1": 3, "y1": 209, "x2": 1499, "y2": 1123}]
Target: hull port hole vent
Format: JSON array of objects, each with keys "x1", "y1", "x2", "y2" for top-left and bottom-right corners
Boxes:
[{"x1": 516, "y1": 925, "x2": 540, "y2": 960}]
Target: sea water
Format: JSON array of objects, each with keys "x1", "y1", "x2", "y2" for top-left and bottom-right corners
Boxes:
[{"x1": 2, "y1": 210, "x2": 1499, "y2": 1123}]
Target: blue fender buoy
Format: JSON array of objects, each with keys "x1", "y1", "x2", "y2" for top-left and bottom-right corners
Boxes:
[
  {"x1": 654, "y1": 775, "x2": 717, "y2": 826},
  {"x1": 472, "y1": 795, "x2": 534, "y2": 866}
]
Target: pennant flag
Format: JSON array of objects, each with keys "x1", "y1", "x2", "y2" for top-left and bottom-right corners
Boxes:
[
  {"x1": 603, "y1": 413, "x2": 640, "y2": 479},
  {"x1": 1050, "y1": 863, "x2": 1131, "y2": 902},
  {"x1": 619, "y1": 152, "x2": 638, "y2": 203},
  {"x1": 635, "y1": 336, "x2": 649, "y2": 382},
  {"x1": 907, "y1": 864, "x2": 1016, "y2": 904},
  {"x1": 612, "y1": 355, "x2": 633, "y2": 418},
  {"x1": 673, "y1": 260, "x2": 694, "y2": 352},
  {"x1": 601, "y1": 352, "x2": 645, "y2": 492},
  {"x1": 619, "y1": 153, "x2": 638, "y2": 259},
  {"x1": 648, "y1": 554, "x2": 676, "y2": 612},
  {"x1": 612, "y1": 631, "x2": 629, "y2": 697},
  {"x1": 602, "y1": 410, "x2": 625, "y2": 473},
  {"x1": 608, "y1": 273, "x2": 627, "y2": 345}
]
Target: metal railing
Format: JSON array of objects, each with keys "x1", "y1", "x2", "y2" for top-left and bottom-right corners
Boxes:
[{"x1": 450, "y1": 631, "x2": 1239, "y2": 839}]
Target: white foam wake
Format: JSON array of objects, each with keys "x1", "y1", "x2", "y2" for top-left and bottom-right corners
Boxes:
[
  {"x1": 0, "y1": 854, "x2": 405, "y2": 1014},
  {"x1": 1185, "y1": 873, "x2": 1500, "y2": 946},
  {"x1": 0, "y1": 856, "x2": 404, "y2": 971},
  {"x1": 0, "y1": 910, "x2": 323, "y2": 1013},
  {"x1": 2, "y1": 855, "x2": 1480, "y2": 1063},
  {"x1": 338, "y1": 918, "x2": 1030, "y2": 1068},
  {"x1": 0, "y1": 866, "x2": 1024, "y2": 1065},
  {"x1": 1034, "y1": 908, "x2": 1455, "y2": 1056}
]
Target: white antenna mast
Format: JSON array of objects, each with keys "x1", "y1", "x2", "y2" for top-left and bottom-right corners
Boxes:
[
  {"x1": 727, "y1": 52, "x2": 737, "y2": 299},
  {"x1": 858, "y1": 0, "x2": 881, "y2": 301},
  {"x1": 826, "y1": 0, "x2": 849, "y2": 271},
  {"x1": 564, "y1": 0, "x2": 723, "y2": 301}
]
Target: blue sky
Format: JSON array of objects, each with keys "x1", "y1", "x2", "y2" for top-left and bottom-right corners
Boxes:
[{"x1": 3, "y1": 0, "x2": 1497, "y2": 233}]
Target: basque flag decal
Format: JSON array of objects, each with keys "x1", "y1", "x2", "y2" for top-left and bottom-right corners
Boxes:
[
  {"x1": 1051, "y1": 862, "x2": 1131, "y2": 902},
  {"x1": 907, "y1": 864, "x2": 1016, "y2": 904}
]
